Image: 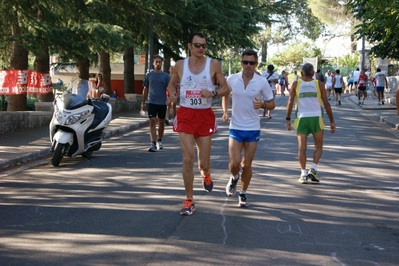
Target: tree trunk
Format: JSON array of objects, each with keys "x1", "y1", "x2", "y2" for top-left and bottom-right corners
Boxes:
[
  {"x1": 261, "y1": 41, "x2": 268, "y2": 63},
  {"x1": 34, "y1": 47, "x2": 54, "y2": 102},
  {"x1": 76, "y1": 59, "x2": 90, "y2": 80},
  {"x1": 8, "y1": 23, "x2": 28, "y2": 111},
  {"x1": 124, "y1": 47, "x2": 135, "y2": 94},
  {"x1": 99, "y1": 52, "x2": 111, "y2": 95}
]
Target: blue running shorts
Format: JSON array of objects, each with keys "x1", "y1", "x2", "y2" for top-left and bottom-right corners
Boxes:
[{"x1": 229, "y1": 129, "x2": 260, "y2": 143}]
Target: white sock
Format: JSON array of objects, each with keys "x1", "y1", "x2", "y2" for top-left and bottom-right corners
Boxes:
[
  {"x1": 239, "y1": 190, "x2": 246, "y2": 194},
  {"x1": 301, "y1": 169, "x2": 307, "y2": 176},
  {"x1": 311, "y1": 163, "x2": 317, "y2": 170}
]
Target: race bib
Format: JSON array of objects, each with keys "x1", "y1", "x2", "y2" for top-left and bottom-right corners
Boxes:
[{"x1": 185, "y1": 90, "x2": 208, "y2": 106}]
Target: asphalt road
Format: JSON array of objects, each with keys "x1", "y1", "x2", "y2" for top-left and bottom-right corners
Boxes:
[{"x1": 1, "y1": 96, "x2": 399, "y2": 266}]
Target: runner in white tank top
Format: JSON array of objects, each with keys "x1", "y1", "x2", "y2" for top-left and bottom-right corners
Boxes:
[{"x1": 179, "y1": 57, "x2": 215, "y2": 109}]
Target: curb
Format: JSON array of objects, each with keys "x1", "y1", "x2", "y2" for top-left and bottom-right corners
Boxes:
[{"x1": 0, "y1": 120, "x2": 149, "y2": 171}]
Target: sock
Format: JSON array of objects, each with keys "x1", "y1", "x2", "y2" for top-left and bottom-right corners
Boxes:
[
  {"x1": 239, "y1": 190, "x2": 246, "y2": 195},
  {"x1": 231, "y1": 173, "x2": 239, "y2": 180},
  {"x1": 158, "y1": 139, "x2": 162, "y2": 142},
  {"x1": 311, "y1": 163, "x2": 317, "y2": 170},
  {"x1": 152, "y1": 141, "x2": 156, "y2": 145},
  {"x1": 301, "y1": 169, "x2": 307, "y2": 176}
]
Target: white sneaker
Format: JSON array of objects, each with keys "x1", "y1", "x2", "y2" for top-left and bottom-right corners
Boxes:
[
  {"x1": 148, "y1": 143, "x2": 157, "y2": 152},
  {"x1": 157, "y1": 141, "x2": 163, "y2": 150},
  {"x1": 298, "y1": 175, "x2": 308, "y2": 184},
  {"x1": 226, "y1": 174, "x2": 239, "y2": 196}
]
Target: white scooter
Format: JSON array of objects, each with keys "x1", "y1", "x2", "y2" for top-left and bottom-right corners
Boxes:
[{"x1": 49, "y1": 79, "x2": 112, "y2": 166}]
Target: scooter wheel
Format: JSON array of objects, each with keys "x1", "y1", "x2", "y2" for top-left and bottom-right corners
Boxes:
[{"x1": 51, "y1": 143, "x2": 65, "y2": 166}]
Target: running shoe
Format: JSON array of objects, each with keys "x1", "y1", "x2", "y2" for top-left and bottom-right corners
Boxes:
[
  {"x1": 148, "y1": 143, "x2": 157, "y2": 152},
  {"x1": 298, "y1": 175, "x2": 308, "y2": 184},
  {"x1": 180, "y1": 199, "x2": 196, "y2": 215},
  {"x1": 202, "y1": 174, "x2": 213, "y2": 192},
  {"x1": 226, "y1": 174, "x2": 239, "y2": 196},
  {"x1": 308, "y1": 168, "x2": 320, "y2": 183},
  {"x1": 157, "y1": 141, "x2": 163, "y2": 150},
  {"x1": 382, "y1": 101, "x2": 385, "y2": 105},
  {"x1": 338, "y1": 100, "x2": 341, "y2": 105},
  {"x1": 165, "y1": 119, "x2": 170, "y2": 126},
  {"x1": 238, "y1": 193, "x2": 249, "y2": 207}
]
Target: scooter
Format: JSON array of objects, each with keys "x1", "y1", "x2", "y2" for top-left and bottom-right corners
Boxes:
[{"x1": 49, "y1": 78, "x2": 112, "y2": 166}]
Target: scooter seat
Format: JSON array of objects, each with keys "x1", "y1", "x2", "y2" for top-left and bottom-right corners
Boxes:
[{"x1": 90, "y1": 101, "x2": 110, "y2": 129}]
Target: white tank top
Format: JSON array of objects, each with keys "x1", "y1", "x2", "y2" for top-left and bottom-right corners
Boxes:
[
  {"x1": 179, "y1": 57, "x2": 215, "y2": 109},
  {"x1": 334, "y1": 75, "x2": 342, "y2": 88}
]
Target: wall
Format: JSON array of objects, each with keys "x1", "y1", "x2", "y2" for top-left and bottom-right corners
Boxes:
[{"x1": 0, "y1": 94, "x2": 143, "y2": 135}]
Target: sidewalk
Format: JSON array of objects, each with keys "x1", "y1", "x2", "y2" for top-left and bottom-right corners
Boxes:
[
  {"x1": 346, "y1": 92, "x2": 399, "y2": 129},
  {"x1": 0, "y1": 110, "x2": 149, "y2": 171}
]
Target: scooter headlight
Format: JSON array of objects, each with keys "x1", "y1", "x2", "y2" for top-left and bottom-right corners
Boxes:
[
  {"x1": 55, "y1": 105, "x2": 63, "y2": 124},
  {"x1": 65, "y1": 110, "x2": 91, "y2": 125}
]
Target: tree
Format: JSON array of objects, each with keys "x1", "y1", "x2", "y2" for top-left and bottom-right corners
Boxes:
[{"x1": 346, "y1": 0, "x2": 399, "y2": 60}]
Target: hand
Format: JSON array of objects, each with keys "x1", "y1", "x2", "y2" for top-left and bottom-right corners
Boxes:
[
  {"x1": 166, "y1": 96, "x2": 177, "y2": 105},
  {"x1": 222, "y1": 111, "x2": 229, "y2": 123},
  {"x1": 201, "y1": 89, "x2": 213, "y2": 98},
  {"x1": 253, "y1": 98, "x2": 263, "y2": 109},
  {"x1": 286, "y1": 121, "x2": 292, "y2": 131},
  {"x1": 330, "y1": 122, "x2": 336, "y2": 133},
  {"x1": 141, "y1": 103, "x2": 147, "y2": 112}
]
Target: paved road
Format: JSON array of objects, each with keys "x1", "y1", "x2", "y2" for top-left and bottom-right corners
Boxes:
[{"x1": 0, "y1": 95, "x2": 398, "y2": 265}]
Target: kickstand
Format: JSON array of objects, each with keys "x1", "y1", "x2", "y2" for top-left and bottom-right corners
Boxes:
[{"x1": 85, "y1": 152, "x2": 93, "y2": 161}]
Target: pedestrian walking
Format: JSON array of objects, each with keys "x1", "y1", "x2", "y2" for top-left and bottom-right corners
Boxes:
[
  {"x1": 166, "y1": 32, "x2": 230, "y2": 216},
  {"x1": 142, "y1": 55, "x2": 170, "y2": 152},
  {"x1": 332, "y1": 69, "x2": 345, "y2": 106},
  {"x1": 261, "y1": 64, "x2": 278, "y2": 118},
  {"x1": 222, "y1": 49, "x2": 275, "y2": 207},
  {"x1": 374, "y1": 68, "x2": 388, "y2": 105},
  {"x1": 285, "y1": 63, "x2": 336, "y2": 184}
]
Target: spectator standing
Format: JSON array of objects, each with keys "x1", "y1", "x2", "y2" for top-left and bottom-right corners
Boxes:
[
  {"x1": 166, "y1": 32, "x2": 230, "y2": 216},
  {"x1": 286, "y1": 63, "x2": 336, "y2": 184},
  {"x1": 222, "y1": 49, "x2": 275, "y2": 207},
  {"x1": 142, "y1": 55, "x2": 170, "y2": 152}
]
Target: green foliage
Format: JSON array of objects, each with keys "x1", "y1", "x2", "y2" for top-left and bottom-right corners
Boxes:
[
  {"x1": 268, "y1": 42, "x2": 322, "y2": 72},
  {"x1": 346, "y1": 0, "x2": 399, "y2": 60}
]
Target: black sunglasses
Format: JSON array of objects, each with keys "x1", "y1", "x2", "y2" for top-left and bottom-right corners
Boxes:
[
  {"x1": 242, "y1": 60, "x2": 257, "y2": 65},
  {"x1": 191, "y1": 43, "x2": 207, "y2": 49}
]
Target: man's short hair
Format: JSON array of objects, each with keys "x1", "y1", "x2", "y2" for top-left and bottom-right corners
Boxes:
[
  {"x1": 241, "y1": 49, "x2": 258, "y2": 60},
  {"x1": 153, "y1": 54, "x2": 163, "y2": 61},
  {"x1": 302, "y1": 63, "x2": 314, "y2": 76},
  {"x1": 189, "y1": 32, "x2": 206, "y2": 43},
  {"x1": 377, "y1": 68, "x2": 381, "y2": 72},
  {"x1": 267, "y1": 64, "x2": 274, "y2": 71}
]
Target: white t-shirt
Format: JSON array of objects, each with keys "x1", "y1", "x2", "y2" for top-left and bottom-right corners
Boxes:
[
  {"x1": 374, "y1": 72, "x2": 386, "y2": 87},
  {"x1": 227, "y1": 72, "x2": 273, "y2": 130},
  {"x1": 261, "y1": 70, "x2": 279, "y2": 90},
  {"x1": 353, "y1": 70, "x2": 360, "y2": 82}
]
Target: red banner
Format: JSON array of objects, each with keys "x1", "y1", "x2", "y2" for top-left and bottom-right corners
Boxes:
[{"x1": 0, "y1": 70, "x2": 53, "y2": 95}]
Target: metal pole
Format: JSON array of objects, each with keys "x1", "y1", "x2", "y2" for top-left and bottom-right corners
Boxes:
[
  {"x1": 361, "y1": 35, "x2": 365, "y2": 70},
  {"x1": 149, "y1": 17, "x2": 154, "y2": 70}
]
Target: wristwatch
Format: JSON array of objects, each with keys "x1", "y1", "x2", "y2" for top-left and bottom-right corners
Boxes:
[{"x1": 213, "y1": 91, "x2": 218, "y2": 97}]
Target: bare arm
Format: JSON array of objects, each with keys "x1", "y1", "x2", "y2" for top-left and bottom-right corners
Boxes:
[
  {"x1": 201, "y1": 59, "x2": 229, "y2": 98},
  {"x1": 285, "y1": 81, "x2": 297, "y2": 131},
  {"x1": 166, "y1": 60, "x2": 183, "y2": 104},
  {"x1": 142, "y1": 86, "x2": 148, "y2": 111},
  {"x1": 221, "y1": 92, "x2": 230, "y2": 123}
]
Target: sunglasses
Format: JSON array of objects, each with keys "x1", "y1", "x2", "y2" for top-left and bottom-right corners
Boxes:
[
  {"x1": 242, "y1": 60, "x2": 257, "y2": 65},
  {"x1": 191, "y1": 43, "x2": 207, "y2": 49}
]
